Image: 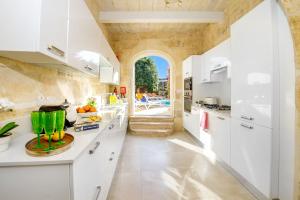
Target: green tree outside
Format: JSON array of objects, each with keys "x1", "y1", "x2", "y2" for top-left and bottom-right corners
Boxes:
[{"x1": 135, "y1": 57, "x2": 159, "y2": 93}]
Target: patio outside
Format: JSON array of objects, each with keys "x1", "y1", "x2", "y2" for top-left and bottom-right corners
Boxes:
[{"x1": 134, "y1": 56, "x2": 171, "y2": 116}]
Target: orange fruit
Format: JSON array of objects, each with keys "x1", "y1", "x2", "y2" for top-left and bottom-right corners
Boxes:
[
  {"x1": 78, "y1": 108, "x2": 86, "y2": 113},
  {"x1": 43, "y1": 134, "x2": 53, "y2": 141},
  {"x1": 76, "y1": 107, "x2": 80, "y2": 112},
  {"x1": 83, "y1": 105, "x2": 91, "y2": 112},
  {"x1": 90, "y1": 107, "x2": 97, "y2": 112}
]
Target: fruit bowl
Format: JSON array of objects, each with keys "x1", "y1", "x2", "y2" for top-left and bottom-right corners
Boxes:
[{"x1": 77, "y1": 112, "x2": 98, "y2": 118}]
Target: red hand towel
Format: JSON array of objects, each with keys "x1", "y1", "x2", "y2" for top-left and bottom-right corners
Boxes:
[{"x1": 200, "y1": 111, "x2": 209, "y2": 130}]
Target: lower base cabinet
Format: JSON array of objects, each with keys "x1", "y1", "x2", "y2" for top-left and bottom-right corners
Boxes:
[
  {"x1": 0, "y1": 112, "x2": 128, "y2": 200},
  {"x1": 230, "y1": 118, "x2": 272, "y2": 198},
  {"x1": 210, "y1": 114, "x2": 230, "y2": 165}
]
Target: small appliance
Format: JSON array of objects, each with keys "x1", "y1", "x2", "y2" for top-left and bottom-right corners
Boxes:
[
  {"x1": 203, "y1": 97, "x2": 218, "y2": 105},
  {"x1": 39, "y1": 99, "x2": 75, "y2": 130}
]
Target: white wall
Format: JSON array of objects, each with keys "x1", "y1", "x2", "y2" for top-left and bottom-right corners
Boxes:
[{"x1": 194, "y1": 78, "x2": 231, "y2": 105}]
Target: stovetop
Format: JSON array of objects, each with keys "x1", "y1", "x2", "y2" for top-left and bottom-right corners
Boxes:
[{"x1": 203, "y1": 104, "x2": 231, "y2": 111}]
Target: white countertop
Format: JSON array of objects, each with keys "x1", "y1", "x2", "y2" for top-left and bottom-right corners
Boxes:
[{"x1": 0, "y1": 107, "x2": 125, "y2": 167}]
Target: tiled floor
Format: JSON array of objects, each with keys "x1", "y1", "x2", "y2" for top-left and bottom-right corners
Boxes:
[{"x1": 108, "y1": 132, "x2": 256, "y2": 200}]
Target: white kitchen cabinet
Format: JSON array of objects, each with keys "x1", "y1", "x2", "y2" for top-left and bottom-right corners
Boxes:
[
  {"x1": 230, "y1": 0, "x2": 274, "y2": 128},
  {"x1": 210, "y1": 114, "x2": 230, "y2": 165},
  {"x1": 100, "y1": 58, "x2": 120, "y2": 85},
  {"x1": 100, "y1": 67, "x2": 114, "y2": 84},
  {"x1": 230, "y1": 118, "x2": 272, "y2": 198},
  {"x1": 201, "y1": 39, "x2": 231, "y2": 83},
  {"x1": 184, "y1": 110, "x2": 201, "y2": 140},
  {"x1": 183, "y1": 112, "x2": 193, "y2": 134},
  {"x1": 73, "y1": 135, "x2": 104, "y2": 200},
  {"x1": 0, "y1": 109, "x2": 128, "y2": 200},
  {"x1": 68, "y1": 0, "x2": 101, "y2": 76},
  {"x1": 200, "y1": 53, "x2": 211, "y2": 83},
  {"x1": 0, "y1": 165, "x2": 71, "y2": 200},
  {"x1": 0, "y1": 0, "x2": 68, "y2": 64},
  {"x1": 183, "y1": 57, "x2": 192, "y2": 78}
]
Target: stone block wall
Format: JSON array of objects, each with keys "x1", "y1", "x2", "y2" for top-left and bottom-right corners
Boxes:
[{"x1": 110, "y1": 32, "x2": 203, "y2": 131}]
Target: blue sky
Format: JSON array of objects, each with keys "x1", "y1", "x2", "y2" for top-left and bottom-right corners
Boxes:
[{"x1": 149, "y1": 56, "x2": 169, "y2": 79}]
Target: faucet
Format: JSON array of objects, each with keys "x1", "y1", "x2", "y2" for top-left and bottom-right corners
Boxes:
[{"x1": 0, "y1": 99, "x2": 14, "y2": 112}]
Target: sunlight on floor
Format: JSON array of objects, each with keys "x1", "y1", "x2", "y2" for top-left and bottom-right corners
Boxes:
[{"x1": 168, "y1": 138, "x2": 217, "y2": 164}]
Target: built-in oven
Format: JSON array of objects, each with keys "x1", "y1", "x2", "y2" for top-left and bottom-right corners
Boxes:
[
  {"x1": 184, "y1": 77, "x2": 193, "y2": 113},
  {"x1": 184, "y1": 77, "x2": 192, "y2": 91},
  {"x1": 184, "y1": 96, "x2": 192, "y2": 113}
]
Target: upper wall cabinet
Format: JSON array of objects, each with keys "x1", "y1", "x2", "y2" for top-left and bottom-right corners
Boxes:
[
  {"x1": 0, "y1": 0, "x2": 68, "y2": 64},
  {"x1": 100, "y1": 61, "x2": 120, "y2": 85},
  {"x1": 201, "y1": 39, "x2": 231, "y2": 83},
  {"x1": 68, "y1": 0, "x2": 102, "y2": 76}
]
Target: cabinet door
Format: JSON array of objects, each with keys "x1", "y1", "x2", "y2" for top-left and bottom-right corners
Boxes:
[
  {"x1": 190, "y1": 113, "x2": 201, "y2": 140},
  {"x1": 100, "y1": 67, "x2": 114, "y2": 83},
  {"x1": 231, "y1": 0, "x2": 273, "y2": 128},
  {"x1": 183, "y1": 57, "x2": 192, "y2": 78},
  {"x1": 0, "y1": 165, "x2": 70, "y2": 200},
  {"x1": 231, "y1": 118, "x2": 271, "y2": 198},
  {"x1": 68, "y1": 0, "x2": 100, "y2": 76},
  {"x1": 183, "y1": 112, "x2": 192, "y2": 133},
  {"x1": 210, "y1": 114, "x2": 230, "y2": 165},
  {"x1": 112, "y1": 64, "x2": 120, "y2": 85},
  {"x1": 200, "y1": 53, "x2": 211, "y2": 83},
  {"x1": 73, "y1": 136, "x2": 105, "y2": 200},
  {"x1": 98, "y1": 119, "x2": 126, "y2": 200},
  {"x1": 39, "y1": 0, "x2": 68, "y2": 62}
]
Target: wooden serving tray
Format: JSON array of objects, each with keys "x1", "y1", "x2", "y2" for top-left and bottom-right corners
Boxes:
[{"x1": 25, "y1": 133, "x2": 74, "y2": 157}]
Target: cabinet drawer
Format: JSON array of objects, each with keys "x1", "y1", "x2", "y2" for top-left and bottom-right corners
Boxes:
[
  {"x1": 230, "y1": 118, "x2": 271, "y2": 197},
  {"x1": 73, "y1": 136, "x2": 104, "y2": 200}
]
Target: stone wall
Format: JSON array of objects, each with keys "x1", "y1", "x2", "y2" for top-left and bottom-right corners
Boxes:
[
  {"x1": 110, "y1": 32, "x2": 203, "y2": 131},
  {"x1": 201, "y1": 0, "x2": 262, "y2": 52},
  {"x1": 279, "y1": 1, "x2": 300, "y2": 199},
  {"x1": 0, "y1": 57, "x2": 109, "y2": 121}
]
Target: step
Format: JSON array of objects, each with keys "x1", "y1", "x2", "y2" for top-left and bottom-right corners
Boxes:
[
  {"x1": 129, "y1": 128, "x2": 173, "y2": 137},
  {"x1": 129, "y1": 116, "x2": 174, "y2": 122},
  {"x1": 129, "y1": 121, "x2": 174, "y2": 130}
]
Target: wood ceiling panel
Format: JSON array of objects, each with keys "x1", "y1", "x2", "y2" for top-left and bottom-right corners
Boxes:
[
  {"x1": 97, "y1": 0, "x2": 226, "y2": 11},
  {"x1": 105, "y1": 23, "x2": 206, "y2": 34}
]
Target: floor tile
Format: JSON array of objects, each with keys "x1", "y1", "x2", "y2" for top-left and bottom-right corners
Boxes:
[{"x1": 108, "y1": 131, "x2": 257, "y2": 200}]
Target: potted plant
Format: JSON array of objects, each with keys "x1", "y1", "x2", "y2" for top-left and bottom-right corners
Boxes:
[{"x1": 0, "y1": 122, "x2": 18, "y2": 152}]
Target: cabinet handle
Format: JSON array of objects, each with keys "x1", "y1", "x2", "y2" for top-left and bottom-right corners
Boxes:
[
  {"x1": 240, "y1": 123, "x2": 253, "y2": 130},
  {"x1": 89, "y1": 141, "x2": 100, "y2": 154},
  {"x1": 47, "y1": 45, "x2": 65, "y2": 57},
  {"x1": 95, "y1": 186, "x2": 101, "y2": 200},
  {"x1": 217, "y1": 116, "x2": 225, "y2": 120},
  {"x1": 84, "y1": 65, "x2": 93, "y2": 71},
  {"x1": 241, "y1": 115, "x2": 254, "y2": 121},
  {"x1": 109, "y1": 124, "x2": 114, "y2": 130},
  {"x1": 109, "y1": 152, "x2": 115, "y2": 161}
]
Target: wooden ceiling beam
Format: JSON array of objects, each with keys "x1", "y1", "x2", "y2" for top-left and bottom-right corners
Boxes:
[{"x1": 99, "y1": 11, "x2": 224, "y2": 23}]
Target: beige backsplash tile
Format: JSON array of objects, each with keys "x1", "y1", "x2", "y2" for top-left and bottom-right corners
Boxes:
[{"x1": 0, "y1": 56, "x2": 109, "y2": 121}]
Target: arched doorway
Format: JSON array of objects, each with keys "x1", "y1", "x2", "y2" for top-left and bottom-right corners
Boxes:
[{"x1": 131, "y1": 50, "x2": 175, "y2": 117}]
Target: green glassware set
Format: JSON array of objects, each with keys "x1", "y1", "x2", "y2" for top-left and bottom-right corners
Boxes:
[{"x1": 31, "y1": 110, "x2": 65, "y2": 152}]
